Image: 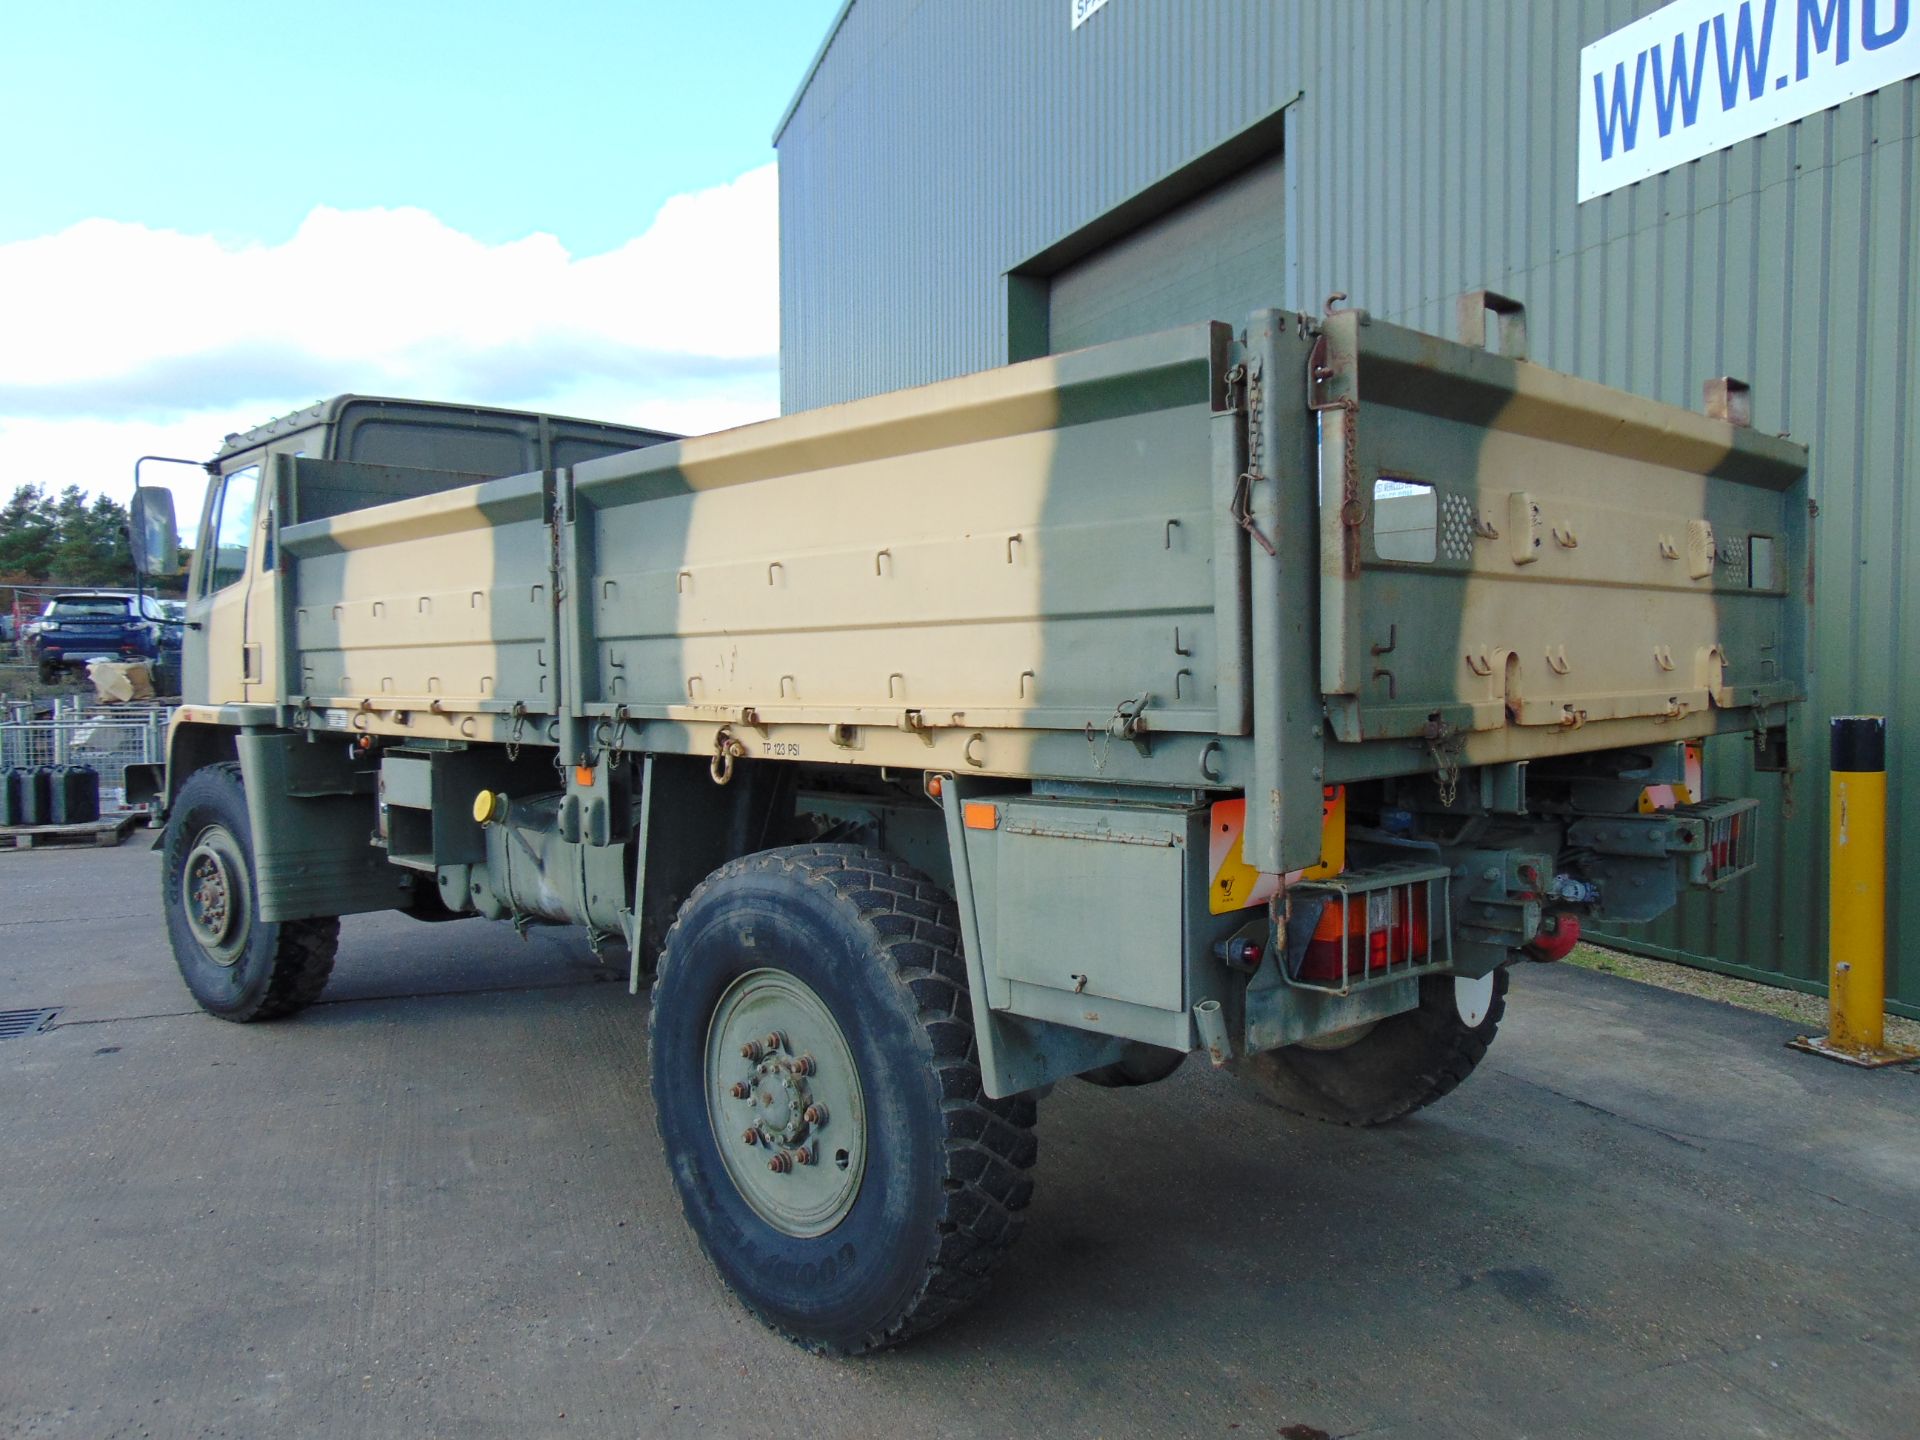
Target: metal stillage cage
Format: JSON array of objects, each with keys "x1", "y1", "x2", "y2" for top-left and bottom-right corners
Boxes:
[{"x1": 0, "y1": 705, "x2": 172, "y2": 815}]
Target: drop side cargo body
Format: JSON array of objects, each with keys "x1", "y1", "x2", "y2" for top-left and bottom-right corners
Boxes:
[{"x1": 147, "y1": 305, "x2": 1808, "y2": 1349}]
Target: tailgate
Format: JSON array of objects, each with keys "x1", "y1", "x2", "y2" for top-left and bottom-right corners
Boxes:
[{"x1": 1305, "y1": 308, "x2": 1808, "y2": 746}]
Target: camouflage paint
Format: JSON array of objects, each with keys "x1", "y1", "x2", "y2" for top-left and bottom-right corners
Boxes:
[
  {"x1": 1305, "y1": 306, "x2": 1805, "y2": 785},
  {"x1": 176, "y1": 307, "x2": 1807, "y2": 832},
  {"x1": 567, "y1": 323, "x2": 1246, "y2": 792},
  {"x1": 167, "y1": 315, "x2": 1807, "y2": 1046}
]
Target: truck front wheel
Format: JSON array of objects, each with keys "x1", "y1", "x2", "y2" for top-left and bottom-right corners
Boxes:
[
  {"x1": 1235, "y1": 970, "x2": 1508, "y2": 1126},
  {"x1": 161, "y1": 762, "x2": 339, "y2": 1021},
  {"x1": 649, "y1": 844, "x2": 1037, "y2": 1354}
]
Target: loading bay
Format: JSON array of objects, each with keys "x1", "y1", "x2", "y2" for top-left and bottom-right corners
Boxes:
[{"x1": 2, "y1": 841, "x2": 1915, "y2": 1440}]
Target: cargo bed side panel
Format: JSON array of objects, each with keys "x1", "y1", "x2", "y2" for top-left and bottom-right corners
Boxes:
[
  {"x1": 279, "y1": 468, "x2": 557, "y2": 715},
  {"x1": 571, "y1": 325, "x2": 1233, "y2": 740},
  {"x1": 1309, "y1": 312, "x2": 1808, "y2": 750}
]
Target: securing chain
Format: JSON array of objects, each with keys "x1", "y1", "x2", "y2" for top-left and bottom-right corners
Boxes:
[
  {"x1": 610, "y1": 703, "x2": 630, "y2": 763},
  {"x1": 1226, "y1": 358, "x2": 1277, "y2": 557},
  {"x1": 1423, "y1": 717, "x2": 1466, "y2": 808},
  {"x1": 597, "y1": 703, "x2": 631, "y2": 766},
  {"x1": 506, "y1": 700, "x2": 528, "y2": 762},
  {"x1": 1307, "y1": 298, "x2": 1364, "y2": 578}
]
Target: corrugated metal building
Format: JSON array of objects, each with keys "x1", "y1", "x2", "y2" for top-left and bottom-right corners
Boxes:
[{"x1": 773, "y1": 0, "x2": 1920, "y2": 1015}]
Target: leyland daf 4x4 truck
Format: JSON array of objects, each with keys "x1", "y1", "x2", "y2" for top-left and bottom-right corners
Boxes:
[{"x1": 128, "y1": 300, "x2": 1807, "y2": 1353}]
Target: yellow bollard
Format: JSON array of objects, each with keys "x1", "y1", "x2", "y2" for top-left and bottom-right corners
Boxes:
[{"x1": 1792, "y1": 716, "x2": 1918, "y2": 1067}]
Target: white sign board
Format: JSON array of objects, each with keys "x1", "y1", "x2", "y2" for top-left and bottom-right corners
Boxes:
[
  {"x1": 1579, "y1": 0, "x2": 1920, "y2": 201},
  {"x1": 1072, "y1": 0, "x2": 1114, "y2": 30}
]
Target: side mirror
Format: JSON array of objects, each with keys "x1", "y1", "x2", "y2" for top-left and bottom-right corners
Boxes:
[{"x1": 129, "y1": 487, "x2": 183, "y2": 577}]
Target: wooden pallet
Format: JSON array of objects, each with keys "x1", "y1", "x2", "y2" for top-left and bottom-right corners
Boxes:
[{"x1": 0, "y1": 813, "x2": 140, "y2": 850}]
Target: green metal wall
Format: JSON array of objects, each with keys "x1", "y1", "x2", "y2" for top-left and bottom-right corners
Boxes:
[
  {"x1": 774, "y1": 0, "x2": 1307, "y2": 411},
  {"x1": 775, "y1": 0, "x2": 1920, "y2": 1015},
  {"x1": 1047, "y1": 152, "x2": 1288, "y2": 355}
]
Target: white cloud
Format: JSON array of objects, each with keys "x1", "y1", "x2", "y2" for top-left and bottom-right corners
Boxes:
[{"x1": 0, "y1": 165, "x2": 782, "y2": 526}]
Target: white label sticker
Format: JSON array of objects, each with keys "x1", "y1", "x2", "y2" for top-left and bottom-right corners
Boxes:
[
  {"x1": 1072, "y1": 0, "x2": 1114, "y2": 30},
  {"x1": 1579, "y1": 0, "x2": 1920, "y2": 202}
]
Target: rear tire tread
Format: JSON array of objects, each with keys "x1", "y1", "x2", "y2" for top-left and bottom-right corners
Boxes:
[
  {"x1": 1242, "y1": 970, "x2": 1508, "y2": 1127},
  {"x1": 652, "y1": 843, "x2": 1036, "y2": 1354}
]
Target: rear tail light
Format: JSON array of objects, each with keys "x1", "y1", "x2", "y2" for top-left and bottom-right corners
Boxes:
[
  {"x1": 1711, "y1": 813, "x2": 1739, "y2": 873},
  {"x1": 1297, "y1": 882, "x2": 1431, "y2": 984},
  {"x1": 1685, "y1": 798, "x2": 1760, "y2": 889}
]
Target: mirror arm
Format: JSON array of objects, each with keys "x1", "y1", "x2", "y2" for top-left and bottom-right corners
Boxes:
[{"x1": 132, "y1": 455, "x2": 205, "y2": 488}]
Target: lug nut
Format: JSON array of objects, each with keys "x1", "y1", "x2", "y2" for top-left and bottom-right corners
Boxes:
[
  {"x1": 792, "y1": 1053, "x2": 816, "y2": 1076},
  {"x1": 803, "y1": 1104, "x2": 828, "y2": 1126},
  {"x1": 729, "y1": 1082, "x2": 751, "y2": 1100},
  {"x1": 767, "y1": 1152, "x2": 792, "y2": 1174},
  {"x1": 791, "y1": 1147, "x2": 814, "y2": 1167},
  {"x1": 739, "y1": 1041, "x2": 762, "y2": 1062},
  {"x1": 764, "y1": 1031, "x2": 785, "y2": 1053},
  {"x1": 741, "y1": 1128, "x2": 759, "y2": 1146}
]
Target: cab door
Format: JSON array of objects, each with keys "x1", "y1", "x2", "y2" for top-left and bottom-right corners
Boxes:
[{"x1": 184, "y1": 463, "x2": 262, "y2": 705}]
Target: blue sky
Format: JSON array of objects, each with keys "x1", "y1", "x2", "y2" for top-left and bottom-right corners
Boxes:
[
  {"x1": 0, "y1": 1, "x2": 839, "y2": 252},
  {"x1": 0, "y1": 0, "x2": 843, "y2": 513}
]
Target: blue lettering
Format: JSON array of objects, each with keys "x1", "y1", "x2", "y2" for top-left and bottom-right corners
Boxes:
[
  {"x1": 1863, "y1": 0, "x2": 1909, "y2": 48},
  {"x1": 1593, "y1": 51, "x2": 1648, "y2": 158},
  {"x1": 1797, "y1": 0, "x2": 1851, "y2": 77},
  {"x1": 1715, "y1": 0, "x2": 1780, "y2": 107},
  {"x1": 1652, "y1": 23, "x2": 1713, "y2": 135}
]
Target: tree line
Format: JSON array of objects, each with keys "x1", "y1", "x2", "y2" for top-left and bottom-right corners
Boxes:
[{"x1": 0, "y1": 484, "x2": 137, "y2": 586}]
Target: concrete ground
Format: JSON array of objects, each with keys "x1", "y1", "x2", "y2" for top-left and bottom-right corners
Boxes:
[{"x1": 1, "y1": 841, "x2": 1915, "y2": 1440}]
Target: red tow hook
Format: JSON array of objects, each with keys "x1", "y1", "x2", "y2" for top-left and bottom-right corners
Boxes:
[{"x1": 1525, "y1": 912, "x2": 1581, "y2": 962}]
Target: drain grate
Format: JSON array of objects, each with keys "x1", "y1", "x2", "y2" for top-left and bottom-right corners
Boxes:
[{"x1": 0, "y1": 1008, "x2": 60, "y2": 1040}]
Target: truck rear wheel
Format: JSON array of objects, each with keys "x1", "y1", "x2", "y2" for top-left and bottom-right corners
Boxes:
[
  {"x1": 1235, "y1": 970, "x2": 1507, "y2": 1127},
  {"x1": 162, "y1": 762, "x2": 339, "y2": 1022},
  {"x1": 649, "y1": 844, "x2": 1037, "y2": 1354}
]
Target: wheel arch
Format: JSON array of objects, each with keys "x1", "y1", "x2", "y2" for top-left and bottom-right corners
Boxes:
[
  {"x1": 162, "y1": 759, "x2": 340, "y2": 1021},
  {"x1": 162, "y1": 720, "x2": 240, "y2": 809}
]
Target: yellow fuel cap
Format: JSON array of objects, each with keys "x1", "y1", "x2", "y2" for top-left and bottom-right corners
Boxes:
[{"x1": 472, "y1": 789, "x2": 506, "y2": 825}]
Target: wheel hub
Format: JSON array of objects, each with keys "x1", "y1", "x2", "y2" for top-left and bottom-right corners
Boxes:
[
  {"x1": 183, "y1": 826, "x2": 249, "y2": 967},
  {"x1": 705, "y1": 970, "x2": 866, "y2": 1237},
  {"x1": 739, "y1": 1039, "x2": 828, "y2": 1151}
]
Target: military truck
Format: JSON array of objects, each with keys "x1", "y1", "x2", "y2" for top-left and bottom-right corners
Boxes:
[{"x1": 129, "y1": 301, "x2": 1807, "y2": 1354}]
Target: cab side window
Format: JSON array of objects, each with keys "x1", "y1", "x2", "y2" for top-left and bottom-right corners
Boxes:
[{"x1": 203, "y1": 465, "x2": 260, "y2": 595}]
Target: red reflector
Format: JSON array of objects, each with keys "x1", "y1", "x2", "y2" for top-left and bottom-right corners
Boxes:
[
  {"x1": 1711, "y1": 815, "x2": 1739, "y2": 876},
  {"x1": 1296, "y1": 884, "x2": 1430, "y2": 984}
]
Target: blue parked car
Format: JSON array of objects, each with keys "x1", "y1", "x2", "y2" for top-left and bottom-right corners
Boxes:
[{"x1": 27, "y1": 592, "x2": 180, "y2": 685}]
